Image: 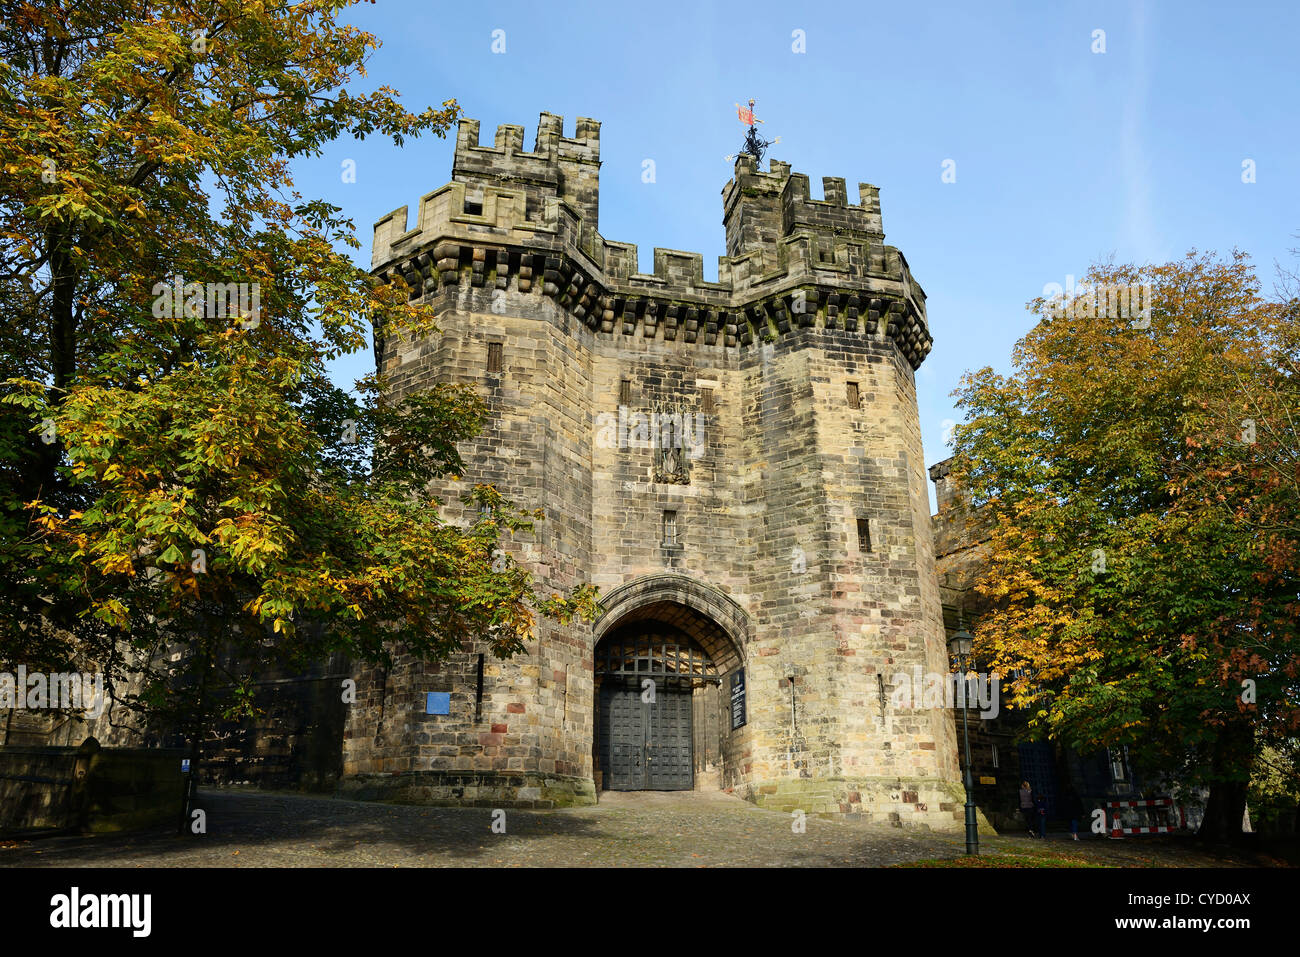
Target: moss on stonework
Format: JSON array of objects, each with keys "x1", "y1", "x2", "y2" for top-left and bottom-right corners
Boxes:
[
  {"x1": 544, "y1": 790, "x2": 594, "y2": 809},
  {"x1": 742, "y1": 777, "x2": 990, "y2": 832},
  {"x1": 541, "y1": 778, "x2": 596, "y2": 808},
  {"x1": 337, "y1": 771, "x2": 596, "y2": 809}
]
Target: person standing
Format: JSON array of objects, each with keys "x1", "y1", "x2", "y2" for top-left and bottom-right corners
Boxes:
[
  {"x1": 1019, "y1": 781, "x2": 1037, "y2": 837},
  {"x1": 1063, "y1": 788, "x2": 1084, "y2": 840}
]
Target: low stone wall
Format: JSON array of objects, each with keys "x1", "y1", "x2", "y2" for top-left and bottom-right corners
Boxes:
[
  {"x1": 735, "y1": 776, "x2": 994, "y2": 832},
  {"x1": 337, "y1": 770, "x2": 595, "y2": 809},
  {"x1": 0, "y1": 737, "x2": 185, "y2": 834},
  {"x1": 0, "y1": 745, "x2": 82, "y2": 831}
]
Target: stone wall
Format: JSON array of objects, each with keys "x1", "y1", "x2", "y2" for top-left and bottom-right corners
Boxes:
[
  {"x1": 3, "y1": 648, "x2": 351, "y2": 793},
  {"x1": 0, "y1": 737, "x2": 184, "y2": 834},
  {"x1": 204, "y1": 653, "x2": 351, "y2": 791},
  {"x1": 340, "y1": 290, "x2": 598, "y2": 809},
  {"x1": 929, "y1": 457, "x2": 1028, "y2": 830}
]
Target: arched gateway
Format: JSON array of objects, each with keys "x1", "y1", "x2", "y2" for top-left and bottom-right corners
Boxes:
[{"x1": 590, "y1": 576, "x2": 747, "y2": 792}]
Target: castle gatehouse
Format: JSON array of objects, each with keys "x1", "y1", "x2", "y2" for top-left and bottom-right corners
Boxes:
[{"x1": 339, "y1": 112, "x2": 967, "y2": 828}]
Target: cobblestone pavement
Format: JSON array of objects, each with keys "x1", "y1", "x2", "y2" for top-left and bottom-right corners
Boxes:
[{"x1": 0, "y1": 788, "x2": 1260, "y2": 868}]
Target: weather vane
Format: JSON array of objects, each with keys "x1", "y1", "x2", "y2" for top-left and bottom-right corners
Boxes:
[{"x1": 726, "y1": 98, "x2": 780, "y2": 164}]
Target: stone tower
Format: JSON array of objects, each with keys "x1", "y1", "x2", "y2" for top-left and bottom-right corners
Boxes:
[{"x1": 340, "y1": 112, "x2": 966, "y2": 827}]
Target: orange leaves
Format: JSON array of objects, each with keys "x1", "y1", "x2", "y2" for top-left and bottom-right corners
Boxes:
[
  {"x1": 0, "y1": 3, "x2": 578, "y2": 740},
  {"x1": 953, "y1": 249, "x2": 1300, "y2": 753}
]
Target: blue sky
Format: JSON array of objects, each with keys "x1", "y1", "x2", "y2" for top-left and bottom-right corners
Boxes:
[{"x1": 301, "y1": 0, "x2": 1299, "y2": 491}]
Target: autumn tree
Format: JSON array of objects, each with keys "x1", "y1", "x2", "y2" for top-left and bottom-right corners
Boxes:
[
  {"x1": 950, "y1": 250, "x2": 1299, "y2": 844},
  {"x1": 1249, "y1": 741, "x2": 1300, "y2": 835},
  {"x1": 0, "y1": 0, "x2": 597, "y2": 796}
]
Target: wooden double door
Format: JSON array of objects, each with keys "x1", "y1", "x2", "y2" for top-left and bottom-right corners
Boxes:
[{"x1": 599, "y1": 678, "x2": 693, "y2": 791}]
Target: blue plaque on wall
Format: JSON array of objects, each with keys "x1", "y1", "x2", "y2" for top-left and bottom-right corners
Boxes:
[{"x1": 426, "y1": 692, "x2": 451, "y2": 715}]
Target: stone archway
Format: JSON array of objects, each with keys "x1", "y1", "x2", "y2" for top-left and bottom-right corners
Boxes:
[
  {"x1": 591, "y1": 576, "x2": 749, "y2": 793},
  {"x1": 593, "y1": 574, "x2": 751, "y2": 663}
]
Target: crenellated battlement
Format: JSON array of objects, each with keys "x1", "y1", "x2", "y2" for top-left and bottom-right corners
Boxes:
[
  {"x1": 453, "y1": 112, "x2": 601, "y2": 227},
  {"x1": 373, "y1": 113, "x2": 931, "y2": 367},
  {"x1": 722, "y1": 153, "x2": 884, "y2": 260}
]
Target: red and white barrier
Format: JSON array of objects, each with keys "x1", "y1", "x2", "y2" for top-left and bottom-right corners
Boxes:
[{"x1": 1106, "y1": 797, "x2": 1186, "y2": 838}]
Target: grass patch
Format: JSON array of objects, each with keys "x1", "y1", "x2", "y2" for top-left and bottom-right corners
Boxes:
[{"x1": 896, "y1": 850, "x2": 1107, "y2": 868}]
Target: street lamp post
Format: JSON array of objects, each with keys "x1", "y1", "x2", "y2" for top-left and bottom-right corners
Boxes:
[{"x1": 948, "y1": 626, "x2": 980, "y2": 856}]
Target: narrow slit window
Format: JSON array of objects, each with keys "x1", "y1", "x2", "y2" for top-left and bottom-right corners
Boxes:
[
  {"x1": 700, "y1": 388, "x2": 715, "y2": 414},
  {"x1": 620, "y1": 378, "x2": 632, "y2": 406},
  {"x1": 662, "y1": 510, "x2": 678, "y2": 547},
  {"x1": 487, "y1": 342, "x2": 503, "y2": 373},
  {"x1": 475, "y1": 653, "x2": 485, "y2": 722},
  {"x1": 846, "y1": 381, "x2": 861, "y2": 409},
  {"x1": 857, "y1": 517, "x2": 872, "y2": 553}
]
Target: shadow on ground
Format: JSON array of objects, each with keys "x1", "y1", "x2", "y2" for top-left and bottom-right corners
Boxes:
[{"x1": 0, "y1": 788, "x2": 1276, "y2": 868}]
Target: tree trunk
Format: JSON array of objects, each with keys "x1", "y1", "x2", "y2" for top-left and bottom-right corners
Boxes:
[
  {"x1": 1198, "y1": 718, "x2": 1255, "y2": 846},
  {"x1": 48, "y1": 223, "x2": 80, "y2": 396},
  {"x1": 177, "y1": 638, "x2": 215, "y2": 835},
  {"x1": 1200, "y1": 779, "x2": 1248, "y2": 844}
]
